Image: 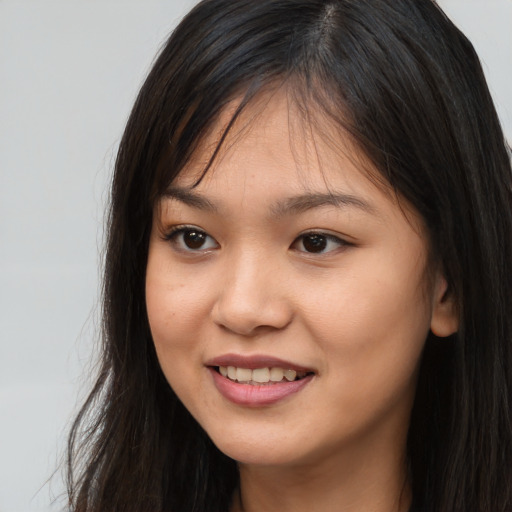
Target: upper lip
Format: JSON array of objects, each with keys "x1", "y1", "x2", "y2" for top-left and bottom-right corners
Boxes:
[{"x1": 205, "y1": 354, "x2": 315, "y2": 373}]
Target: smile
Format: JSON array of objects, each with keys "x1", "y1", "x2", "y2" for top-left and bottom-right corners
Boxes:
[
  {"x1": 218, "y1": 366, "x2": 309, "y2": 384},
  {"x1": 206, "y1": 355, "x2": 315, "y2": 407}
]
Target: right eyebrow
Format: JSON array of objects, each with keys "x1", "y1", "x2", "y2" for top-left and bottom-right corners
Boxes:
[
  {"x1": 269, "y1": 191, "x2": 378, "y2": 218},
  {"x1": 162, "y1": 187, "x2": 218, "y2": 213}
]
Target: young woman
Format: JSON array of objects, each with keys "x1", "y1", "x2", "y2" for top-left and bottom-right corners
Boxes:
[{"x1": 67, "y1": 0, "x2": 512, "y2": 511}]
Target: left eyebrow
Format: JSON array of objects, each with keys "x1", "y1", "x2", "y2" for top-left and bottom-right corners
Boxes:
[
  {"x1": 162, "y1": 187, "x2": 218, "y2": 212},
  {"x1": 269, "y1": 192, "x2": 378, "y2": 218}
]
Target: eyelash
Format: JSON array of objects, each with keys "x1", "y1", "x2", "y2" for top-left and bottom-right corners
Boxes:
[
  {"x1": 162, "y1": 225, "x2": 351, "y2": 255},
  {"x1": 163, "y1": 225, "x2": 219, "y2": 253},
  {"x1": 290, "y1": 231, "x2": 350, "y2": 254}
]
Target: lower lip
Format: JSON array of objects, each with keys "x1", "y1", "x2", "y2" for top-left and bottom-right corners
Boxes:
[{"x1": 209, "y1": 368, "x2": 313, "y2": 407}]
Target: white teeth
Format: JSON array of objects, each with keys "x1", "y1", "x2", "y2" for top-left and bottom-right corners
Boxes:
[
  {"x1": 284, "y1": 369, "x2": 297, "y2": 381},
  {"x1": 252, "y1": 367, "x2": 270, "y2": 383},
  {"x1": 218, "y1": 366, "x2": 306, "y2": 383},
  {"x1": 236, "y1": 367, "x2": 252, "y2": 382},
  {"x1": 227, "y1": 366, "x2": 237, "y2": 380},
  {"x1": 269, "y1": 367, "x2": 284, "y2": 382}
]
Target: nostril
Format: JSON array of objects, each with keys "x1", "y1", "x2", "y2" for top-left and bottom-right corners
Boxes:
[{"x1": 211, "y1": 279, "x2": 294, "y2": 335}]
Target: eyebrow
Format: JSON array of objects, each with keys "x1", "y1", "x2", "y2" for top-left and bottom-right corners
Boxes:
[
  {"x1": 270, "y1": 192, "x2": 377, "y2": 218},
  {"x1": 163, "y1": 187, "x2": 377, "y2": 217},
  {"x1": 163, "y1": 187, "x2": 218, "y2": 212}
]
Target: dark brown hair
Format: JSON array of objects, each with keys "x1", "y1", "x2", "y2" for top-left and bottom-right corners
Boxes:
[{"x1": 67, "y1": 1, "x2": 512, "y2": 510}]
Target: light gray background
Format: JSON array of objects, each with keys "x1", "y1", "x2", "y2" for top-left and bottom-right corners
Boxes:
[{"x1": 0, "y1": 1, "x2": 510, "y2": 511}]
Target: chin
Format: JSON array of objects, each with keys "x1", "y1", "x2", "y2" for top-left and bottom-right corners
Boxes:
[
  {"x1": 207, "y1": 430, "x2": 296, "y2": 466},
  {"x1": 208, "y1": 427, "x2": 324, "y2": 468}
]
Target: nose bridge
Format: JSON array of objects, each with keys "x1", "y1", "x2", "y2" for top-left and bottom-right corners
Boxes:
[{"x1": 212, "y1": 246, "x2": 292, "y2": 335}]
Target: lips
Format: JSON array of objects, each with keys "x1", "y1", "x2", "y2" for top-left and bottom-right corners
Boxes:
[
  {"x1": 206, "y1": 354, "x2": 314, "y2": 372},
  {"x1": 206, "y1": 354, "x2": 315, "y2": 407}
]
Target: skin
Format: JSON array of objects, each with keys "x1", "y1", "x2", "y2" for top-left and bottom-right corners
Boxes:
[{"x1": 146, "y1": 90, "x2": 458, "y2": 512}]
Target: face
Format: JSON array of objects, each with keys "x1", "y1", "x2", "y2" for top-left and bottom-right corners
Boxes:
[{"x1": 146, "y1": 91, "x2": 456, "y2": 469}]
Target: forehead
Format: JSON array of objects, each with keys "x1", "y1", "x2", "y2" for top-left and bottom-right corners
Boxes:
[{"x1": 173, "y1": 88, "x2": 384, "y2": 195}]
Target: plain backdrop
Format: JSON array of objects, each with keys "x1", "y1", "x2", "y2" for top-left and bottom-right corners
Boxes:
[{"x1": 0, "y1": 1, "x2": 510, "y2": 511}]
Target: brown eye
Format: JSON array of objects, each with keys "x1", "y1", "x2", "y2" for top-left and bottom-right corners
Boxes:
[
  {"x1": 166, "y1": 226, "x2": 218, "y2": 252},
  {"x1": 302, "y1": 234, "x2": 328, "y2": 253},
  {"x1": 183, "y1": 230, "x2": 208, "y2": 249},
  {"x1": 292, "y1": 232, "x2": 349, "y2": 254}
]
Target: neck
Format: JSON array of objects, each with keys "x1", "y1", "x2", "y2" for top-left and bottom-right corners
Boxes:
[{"x1": 231, "y1": 429, "x2": 411, "y2": 512}]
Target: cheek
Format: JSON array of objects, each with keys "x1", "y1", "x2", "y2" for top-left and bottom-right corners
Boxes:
[
  {"x1": 147, "y1": 279, "x2": 194, "y2": 340},
  {"x1": 146, "y1": 244, "x2": 212, "y2": 343},
  {"x1": 301, "y1": 250, "x2": 432, "y2": 388},
  {"x1": 146, "y1": 270, "x2": 210, "y2": 416},
  {"x1": 145, "y1": 247, "x2": 206, "y2": 384}
]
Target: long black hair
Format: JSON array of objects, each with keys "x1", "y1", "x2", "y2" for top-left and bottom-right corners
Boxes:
[{"x1": 67, "y1": 1, "x2": 512, "y2": 510}]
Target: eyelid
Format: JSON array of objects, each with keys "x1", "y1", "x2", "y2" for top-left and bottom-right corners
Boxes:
[
  {"x1": 290, "y1": 230, "x2": 352, "y2": 254},
  {"x1": 162, "y1": 224, "x2": 219, "y2": 252}
]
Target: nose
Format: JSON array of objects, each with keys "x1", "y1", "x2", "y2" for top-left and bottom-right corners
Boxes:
[{"x1": 211, "y1": 252, "x2": 293, "y2": 337}]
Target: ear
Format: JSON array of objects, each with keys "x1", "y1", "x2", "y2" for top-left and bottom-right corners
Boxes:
[{"x1": 430, "y1": 274, "x2": 459, "y2": 337}]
